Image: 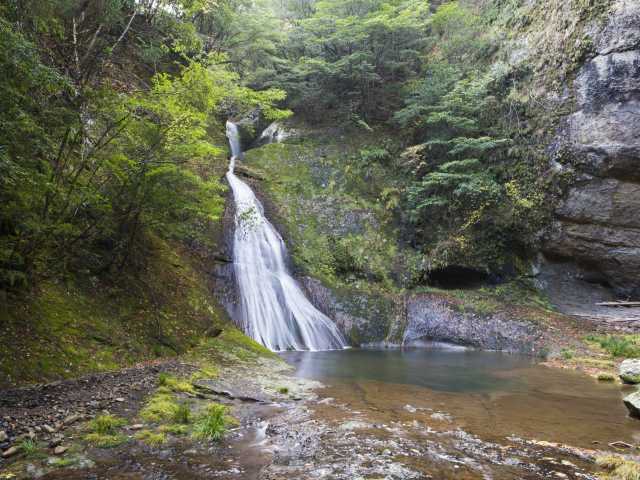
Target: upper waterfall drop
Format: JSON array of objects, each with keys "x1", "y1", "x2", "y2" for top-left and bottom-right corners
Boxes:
[{"x1": 224, "y1": 121, "x2": 347, "y2": 351}]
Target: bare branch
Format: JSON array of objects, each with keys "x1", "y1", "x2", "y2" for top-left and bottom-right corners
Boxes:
[{"x1": 111, "y1": 10, "x2": 137, "y2": 54}]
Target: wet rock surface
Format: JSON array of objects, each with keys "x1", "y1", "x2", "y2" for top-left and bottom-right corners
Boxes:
[
  {"x1": 620, "y1": 359, "x2": 640, "y2": 384},
  {"x1": 300, "y1": 276, "x2": 402, "y2": 344},
  {"x1": 623, "y1": 390, "x2": 640, "y2": 418}
]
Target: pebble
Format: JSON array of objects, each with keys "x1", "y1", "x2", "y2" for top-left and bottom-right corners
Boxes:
[
  {"x1": 64, "y1": 414, "x2": 81, "y2": 425},
  {"x1": 115, "y1": 397, "x2": 125, "y2": 402},
  {"x1": 2, "y1": 446, "x2": 19, "y2": 458},
  {"x1": 130, "y1": 424, "x2": 144, "y2": 431},
  {"x1": 0, "y1": 431, "x2": 6, "y2": 442},
  {"x1": 43, "y1": 424, "x2": 56, "y2": 434},
  {"x1": 54, "y1": 445, "x2": 68, "y2": 455}
]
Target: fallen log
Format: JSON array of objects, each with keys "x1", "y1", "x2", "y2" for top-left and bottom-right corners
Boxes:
[{"x1": 595, "y1": 301, "x2": 640, "y2": 308}]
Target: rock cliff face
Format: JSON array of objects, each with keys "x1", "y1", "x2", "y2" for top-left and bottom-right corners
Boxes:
[
  {"x1": 302, "y1": 278, "x2": 547, "y2": 355},
  {"x1": 403, "y1": 295, "x2": 546, "y2": 355},
  {"x1": 300, "y1": 277, "x2": 403, "y2": 345},
  {"x1": 545, "y1": 0, "x2": 640, "y2": 297}
]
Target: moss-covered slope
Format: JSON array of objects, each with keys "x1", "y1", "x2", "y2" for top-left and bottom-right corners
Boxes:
[{"x1": 0, "y1": 234, "x2": 235, "y2": 387}]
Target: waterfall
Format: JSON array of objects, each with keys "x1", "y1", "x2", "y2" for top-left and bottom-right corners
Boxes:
[{"x1": 225, "y1": 121, "x2": 347, "y2": 351}]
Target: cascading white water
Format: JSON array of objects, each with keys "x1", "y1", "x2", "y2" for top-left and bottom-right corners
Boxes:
[{"x1": 225, "y1": 121, "x2": 347, "y2": 351}]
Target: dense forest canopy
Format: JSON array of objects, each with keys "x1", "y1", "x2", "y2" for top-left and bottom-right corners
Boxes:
[{"x1": 1, "y1": 0, "x2": 553, "y2": 291}]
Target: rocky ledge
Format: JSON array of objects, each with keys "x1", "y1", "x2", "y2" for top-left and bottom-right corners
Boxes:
[{"x1": 403, "y1": 294, "x2": 546, "y2": 355}]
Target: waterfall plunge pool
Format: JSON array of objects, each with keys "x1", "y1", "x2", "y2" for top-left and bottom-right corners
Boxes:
[{"x1": 281, "y1": 348, "x2": 639, "y2": 449}]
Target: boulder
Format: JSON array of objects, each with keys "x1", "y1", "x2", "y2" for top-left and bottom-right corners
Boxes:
[
  {"x1": 623, "y1": 389, "x2": 640, "y2": 418},
  {"x1": 619, "y1": 358, "x2": 640, "y2": 384}
]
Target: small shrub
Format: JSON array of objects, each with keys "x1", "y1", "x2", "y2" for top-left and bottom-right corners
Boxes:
[
  {"x1": 277, "y1": 387, "x2": 289, "y2": 394},
  {"x1": 192, "y1": 404, "x2": 228, "y2": 441}
]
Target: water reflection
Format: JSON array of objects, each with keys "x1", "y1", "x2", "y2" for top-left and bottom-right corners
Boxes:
[
  {"x1": 282, "y1": 348, "x2": 639, "y2": 447},
  {"x1": 282, "y1": 347, "x2": 536, "y2": 393}
]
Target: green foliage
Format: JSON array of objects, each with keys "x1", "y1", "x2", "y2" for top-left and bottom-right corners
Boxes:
[
  {"x1": 85, "y1": 414, "x2": 128, "y2": 448},
  {"x1": 88, "y1": 415, "x2": 127, "y2": 435},
  {"x1": 586, "y1": 335, "x2": 640, "y2": 359},
  {"x1": 272, "y1": 0, "x2": 431, "y2": 120},
  {"x1": 0, "y1": 2, "x2": 290, "y2": 290},
  {"x1": 157, "y1": 373, "x2": 195, "y2": 394},
  {"x1": 19, "y1": 438, "x2": 38, "y2": 456},
  {"x1": 84, "y1": 432, "x2": 128, "y2": 448},
  {"x1": 140, "y1": 392, "x2": 183, "y2": 424},
  {"x1": 597, "y1": 455, "x2": 640, "y2": 480},
  {"x1": 173, "y1": 403, "x2": 192, "y2": 425},
  {"x1": 390, "y1": 2, "x2": 550, "y2": 273},
  {"x1": 596, "y1": 372, "x2": 615, "y2": 382},
  {"x1": 192, "y1": 403, "x2": 229, "y2": 441},
  {"x1": 135, "y1": 429, "x2": 167, "y2": 446},
  {"x1": 560, "y1": 348, "x2": 574, "y2": 360}
]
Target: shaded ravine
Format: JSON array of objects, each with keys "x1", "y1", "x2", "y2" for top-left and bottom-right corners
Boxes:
[{"x1": 224, "y1": 121, "x2": 346, "y2": 351}]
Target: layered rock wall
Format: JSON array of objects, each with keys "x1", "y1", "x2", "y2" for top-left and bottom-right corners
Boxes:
[{"x1": 545, "y1": 0, "x2": 640, "y2": 296}]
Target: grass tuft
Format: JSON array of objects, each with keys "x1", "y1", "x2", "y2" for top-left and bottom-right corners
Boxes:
[
  {"x1": 173, "y1": 403, "x2": 191, "y2": 424},
  {"x1": 157, "y1": 373, "x2": 195, "y2": 394},
  {"x1": 87, "y1": 415, "x2": 127, "y2": 435},
  {"x1": 134, "y1": 429, "x2": 167, "y2": 446},
  {"x1": 140, "y1": 393, "x2": 181, "y2": 423},
  {"x1": 192, "y1": 404, "x2": 228, "y2": 441},
  {"x1": 159, "y1": 424, "x2": 189, "y2": 435},
  {"x1": 597, "y1": 372, "x2": 616, "y2": 382},
  {"x1": 84, "y1": 414, "x2": 128, "y2": 448},
  {"x1": 20, "y1": 438, "x2": 38, "y2": 456},
  {"x1": 586, "y1": 335, "x2": 640, "y2": 358},
  {"x1": 597, "y1": 455, "x2": 640, "y2": 480},
  {"x1": 84, "y1": 432, "x2": 127, "y2": 448},
  {"x1": 560, "y1": 348, "x2": 574, "y2": 360}
]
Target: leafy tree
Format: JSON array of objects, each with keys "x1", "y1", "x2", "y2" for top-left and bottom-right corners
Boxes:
[
  {"x1": 0, "y1": 1, "x2": 290, "y2": 288},
  {"x1": 274, "y1": 0, "x2": 431, "y2": 120}
]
